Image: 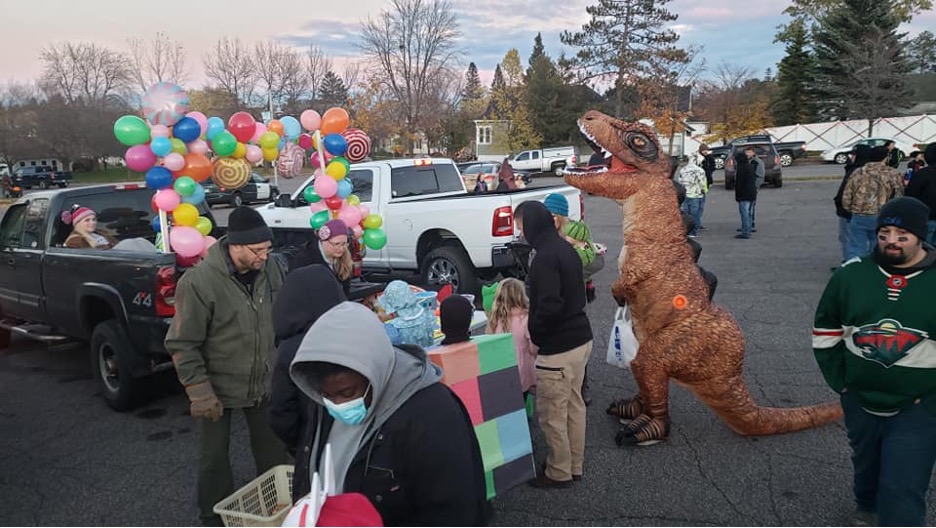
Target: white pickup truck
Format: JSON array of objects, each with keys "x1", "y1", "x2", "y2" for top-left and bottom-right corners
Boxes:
[
  {"x1": 256, "y1": 158, "x2": 582, "y2": 294},
  {"x1": 508, "y1": 146, "x2": 578, "y2": 173}
]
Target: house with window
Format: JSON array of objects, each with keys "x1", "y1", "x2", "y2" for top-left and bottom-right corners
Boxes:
[{"x1": 473, "y1": 119, "x2": 510, "y2": 161}]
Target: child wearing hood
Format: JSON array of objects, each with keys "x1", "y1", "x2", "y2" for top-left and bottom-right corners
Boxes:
[
  {"x1": 378, "y1": 280, "x2": 436, "y2": 348},
  {"x1": 675, "y1": 155, "x2": 708, "y2": 238},
  {"x1": 289, "y1": 302, "x2": 487, "y2": 526}
]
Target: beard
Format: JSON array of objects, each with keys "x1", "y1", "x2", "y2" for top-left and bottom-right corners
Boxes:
[{"x1": 876, "y1": 243, "x2": 915, "y2": 266}]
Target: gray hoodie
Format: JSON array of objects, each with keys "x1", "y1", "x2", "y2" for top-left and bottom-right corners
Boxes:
[{"x1": 289, "y1": 301, "x2": 443, "y2": 492}]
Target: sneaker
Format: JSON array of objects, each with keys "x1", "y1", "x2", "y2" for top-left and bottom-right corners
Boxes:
[
  {"x1": 527, "y1": 474, "x2": 573, "y2": 489},
  {"x1": 687, "y1": 234, "x2": 697, "y2": 238},
  {"x1": 734, "y1": 234, "x2": 750, "y2": 239},
  {"x1": 736, "y1": 228, "x2": 757, "y2": 233},
  {"x1": 698, "y1": 226, "x2": 707, "y2": 230}
]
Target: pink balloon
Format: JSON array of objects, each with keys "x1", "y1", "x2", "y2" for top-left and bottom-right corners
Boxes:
[
  {"x1": 310, "y1": 201, "x2": 328, "y2": 213},
  {"x1": 298, "y1": 134, "x2": 313, "y2": 150},
  {"x1": 186, "y1": 111, "x2": 208, "y2": 137},
  {"x1": 251, "y1": 122, "x2": 267, "y2": 144},
  {"x1": 188, "y1": 139, "x2": 209, "y2": 155},
  {"x1": 245, "y1": 145, "x2": 263, "y2": 164},
  {"x1": 313, "y1": 174, "x2": 338, "y2": 199},
  {"x1": 163, "y1": 152, "x2": 185, "y2": 172},
  {"x1": 170, "y1": 226, "x2": 205, "y2": 258},
  {"x1": 300, "y1": 110, "x2": 322, "y2": 132},
  {"x1": 153, "y1": 189, "x2": 181, "y2": 212},
  {"x1": 352, "y1": 225, "x2": 363, "y2": 238},
  {"x1": 358, "y1": 204, "x2": 370, "y2": 218},
  {"x1": 309, "y1": 151, "x2": 334, "y2": 169},
  {"x1": 150, "y1": 124, "x2": 170, "y2": 138},
  {"x1": 200, "y1": 235, "x2": 217, "y2": 258},
  {"x1": 338, "y1": 204, "x2": 363, "y2": 227},
  {"x1": 125, "y1": 145, "x2": 157, "y2": 172}
]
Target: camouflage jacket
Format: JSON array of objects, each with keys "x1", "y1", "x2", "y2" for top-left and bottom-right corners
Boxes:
[{"x1": 841, "y1": 163, "x2": 904, "y2": 216}]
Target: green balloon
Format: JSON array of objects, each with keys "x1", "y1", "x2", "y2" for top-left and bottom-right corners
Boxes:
[
  {"x1": 174, "y1": 176, "x2": 197, "y2": 197},
  {"x1": 333, "y1": 156, "x2": 350, "y2": 171},
  {"x1": 170, "y1": 138, "x2": 187, "y2": 155},
  {"x1": 212, "y1": 131, "x2": 237, "y2": 157},
  {"x1": 114, "y1": 115, "x2": 151, "y2": 146},
  {"x1": 363, "y1": 227, "x2": 387, "y2": 250},
  {"x1": 309, "y1": 210, "x2": 330, "y2": 229},
  {"x1": 303, "y1": 187, "x2": 321, "y2": 204}
]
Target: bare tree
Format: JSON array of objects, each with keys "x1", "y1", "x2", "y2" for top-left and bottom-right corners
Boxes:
[
  {"x1": 203, "y1": 38, "x2": 256, "y2": 107},
  {"x1": 306, "y1": 44, "x2": 332, "y2": 101},
  {"x1": 128, "y1": 32, "x2": 188, "y2": 92},
  {"x1": 280, "y1": 48, "x2": 310, "y2": 115},
  {"x1": 39, "y1": 42, "x2": 132, "y2": 104},
  {"x1": 359, "y1": 0, "x2": 461, "y2": 151},
  {"x1": 342, "y1": 60, "x2": 363, "y2": 93}
]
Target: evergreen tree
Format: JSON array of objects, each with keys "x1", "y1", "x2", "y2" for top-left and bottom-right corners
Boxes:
[
  {"x1": 907, "y1": 31, "x2": 936, "y2": 74},
  {"x1": 813, "y1": 0, "x2": 912, "y2": 133},
  {"x1": 319, "y1": 70, "x2": 349, "y2": 109},
  {"x1": 462, "y1": 62, "x2": 483, "y2": 100},
  {"x1": 773, "y1": 19, "x2": 818, "y2": 125},
  {"x1": 488, "y1": 64, "x2": 507, "y2": 117},
  {"x1": 528, "y1": 33, "x2": 546, "y2": 70}
]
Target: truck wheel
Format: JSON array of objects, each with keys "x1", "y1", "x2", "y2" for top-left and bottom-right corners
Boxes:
[
  {"x1": 550, "y1": 161, "x2": 566, "y2": 175},
  {"x1": 232, "y1": 193, "x2": 243, "y2": 207},
  {"x1": 90, "y1": 320, "x2": 140, "y2": 411},
  {"x1": 38, "y1": 180, "x2": 49, "y2": 190},
  {"x1": 57, "y1": 182, "x2": 68, "y2": 188},
  {"x1": 715, "y1": 157, "x2": 725, "y2": 170},
  {"x1": 422, "y1": 245, "x2": 478, "y2": 296},
  {"x1": 779, "y1": 153, "x2": 793, "y2": 167}
]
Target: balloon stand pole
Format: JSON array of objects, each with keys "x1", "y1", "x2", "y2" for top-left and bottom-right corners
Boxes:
[
  {"x1": 315, "y1": 130, "x2": 326, "y2": 180},
  {"x1": 159, "y1": 209, "x2": 170, "y2": 254},
  {"x1": 273, "y1": 163, "x2": 279, "y2": 188}
]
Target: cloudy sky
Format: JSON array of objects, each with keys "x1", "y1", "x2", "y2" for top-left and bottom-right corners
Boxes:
[{"x1": 2, "y1": 0, "x2": 933, "y2": 88}]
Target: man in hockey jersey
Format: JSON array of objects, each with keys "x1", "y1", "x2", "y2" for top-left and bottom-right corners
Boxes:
[{"x1": 812, "y1": 196, "x2": 936, "y2": 527}]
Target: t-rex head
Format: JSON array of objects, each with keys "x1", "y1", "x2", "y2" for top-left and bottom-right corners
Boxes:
[{"x1": 564, "y1": 111, "x2": 672, "y2": 200}]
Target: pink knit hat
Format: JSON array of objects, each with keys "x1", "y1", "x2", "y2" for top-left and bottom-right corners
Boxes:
[
  {"x1": 61, "y1": 205, "x2": 95, "y2": 225},
  {"x1": 318, "y1": 219, "x2": 349, "y2": 241}
]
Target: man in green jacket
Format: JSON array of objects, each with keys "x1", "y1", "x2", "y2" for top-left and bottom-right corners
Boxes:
[{"x1": 166, "y1": 206, "x2": 288, "y2": 526}]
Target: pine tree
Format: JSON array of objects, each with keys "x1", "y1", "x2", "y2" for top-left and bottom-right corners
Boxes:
[
  {"x1": 813, "y1": 0, "x2": 912, "y2": 133},
  {"x1": 488, "y1": 64, "x2": 507, "y2": 117},
  {"x1": 773, "y1": 19, "x2": 818, "y2": 125},
  {"x1": 319, "y1": 70, "x2": 349, "y2": 109},
  {"x1": 907, "y1": 31, "x2": 936, "y2": 74},
  {"x1": 529, "y1": 33, "x2": 546, "y2": 70},
  {"x1": 462, "y1": 62, "x2": 483, "y2": 100}
]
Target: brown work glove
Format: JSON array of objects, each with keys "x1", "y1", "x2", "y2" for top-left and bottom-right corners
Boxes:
[{"x1": 185, "y1": 381, "x2": 223, "y2": 422}]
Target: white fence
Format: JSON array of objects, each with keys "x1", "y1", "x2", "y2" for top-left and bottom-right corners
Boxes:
[{"x1": 766, "y1": 114, "x2": 936, "y2": 151}]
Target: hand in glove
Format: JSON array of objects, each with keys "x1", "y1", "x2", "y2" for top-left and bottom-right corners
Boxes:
[{"x1": 186, "y1": 381, "x2": 223, "y2": 422}]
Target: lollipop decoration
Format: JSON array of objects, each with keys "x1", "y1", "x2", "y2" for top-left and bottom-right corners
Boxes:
[
  {"x1": 212, "y1": 157, "x2": 251, "y2": 189},
  {"x1": 341, "y1": 128, "x2": 372, "y2": 163},
  {"x1": 142, "y1": 82, "x2": 189, "y2": 127},
  {"x1": 276, "y1": 142, "x2": 305, "y2": 178}
]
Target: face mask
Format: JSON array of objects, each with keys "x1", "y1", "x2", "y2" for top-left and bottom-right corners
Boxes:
[{"x1": 323, "y1": 384, "x2": 371, "y2": 426}]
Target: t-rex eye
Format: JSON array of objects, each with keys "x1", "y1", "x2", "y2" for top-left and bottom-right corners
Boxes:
[{"x1": 625, "y1": 132, "x2": 658, "y2": 160}]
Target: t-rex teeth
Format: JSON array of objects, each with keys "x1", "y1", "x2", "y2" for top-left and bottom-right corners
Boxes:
[{"x1": 604, "y1": 150, "x2": 612, "y2": 159}]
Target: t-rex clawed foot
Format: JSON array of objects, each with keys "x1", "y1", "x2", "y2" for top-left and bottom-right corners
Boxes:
[
  {"x1": 614, "y1": 414, "x2": 669, "y2": 446},
  {"x1": 606, "y1": 395, "x2": 644, "y2": 424}
]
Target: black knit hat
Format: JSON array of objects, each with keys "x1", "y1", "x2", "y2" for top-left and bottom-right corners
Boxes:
[
  {"x1": 227, "y1": 206, "x2": 272, "y2": 245},
  {"x1": 877, "y1": 197, "x2": 930, "y2": 241}
]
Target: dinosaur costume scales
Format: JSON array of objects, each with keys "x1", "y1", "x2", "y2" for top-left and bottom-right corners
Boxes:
[{"x1": 564, "y1": 111, "x2": 842, "y2": 445}]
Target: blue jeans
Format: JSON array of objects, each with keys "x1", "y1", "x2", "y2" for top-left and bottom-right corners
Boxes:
[
  {"x1": 681, "y1": 197, "x2": 703, "y2": 236},
  {"x1": 751, "y1": 198, "x2": 757, "y2": 228},
  {"x1": 738, "y1": 201, "x2": 753, "y2": 237},
  {"x1": 698, "y1": 194, "x2": 707, "y2": 228},
  {"x1": 838, "y1": 217, "x2": 851, "y2": 263},
  {"x1": 841, "y1": 392, "x2": 936, "y2": 526},
  {"x1": 846, "y1": 214, "x2": 878, "y2": 260}
]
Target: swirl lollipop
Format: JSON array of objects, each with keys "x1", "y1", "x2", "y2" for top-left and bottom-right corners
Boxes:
[
  {"x1": 142, "y1": 82, "x2": 189, "y2": 126},
  {"x1": 276, "y1": 143, "x2": 305, "y2": 178},
  {"x1": 341, "y1": 128, "x2": 372, "y2": 163},
  {"x1": 211, "y1": 157, "x2": 251, "y2": 190}
]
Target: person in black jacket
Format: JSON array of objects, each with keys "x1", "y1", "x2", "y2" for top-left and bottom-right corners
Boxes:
[
  {"x1": 734, "y1": 147, "x2": 759, "y2": 239},
  {"x1": 833, "y1": 144, "x2": 871, "y2": 264},
  {"x1": 269, "y1": 264, "x2": 347, "y2": 501},
  {"x1": 905, "y1": 143, "x2": 936, "y2": 244},
  {"x1": 515, "y1": 200, "x2": 593, "y2": 489},
  {"x1": 279, "y1": 219, "x2": 352, "y2": 296},
  {"x1": 698, "y1": 145, "x2": 717, "y2": 230},
  {"x1": 290, "y1": 302, "x2": 487, "y2": 527}
]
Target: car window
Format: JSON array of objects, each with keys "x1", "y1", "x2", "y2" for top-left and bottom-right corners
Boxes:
[
  {"x1": 22, "y1": 198, "x2": 49, "y2": 249},
  {"x1": 532, "y1": 152, "x2": 540, "y2": 160},
  {"x1": 390, "y1": 163, "x2": 463, "y2": 198},
  {"x1": 55, "y1": 189, "x2": 181, "y2": 246},
  {"x1": 348, "y1": 169, "x2": 373, "y2": 203},
  {"x1": 250, "y1": 173, "x2": 265, "y2": 183},
  {"x1": 462, "y1": 164, "x2": 482, "y2": 175},
  {"x1": 515, "y1": 152, "x2": 529, "y2": 161},
  {"x1": 0, "y1": 204, "x2": 27, "y2": 248}
]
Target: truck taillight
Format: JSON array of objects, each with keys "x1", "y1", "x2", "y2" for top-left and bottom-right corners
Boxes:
[
  {"x1": 156, "y1": 265, "x2": 176, "y2": 317},
  {"x1": 492, "y1": 206, "x2": 513, "y2": 237}
]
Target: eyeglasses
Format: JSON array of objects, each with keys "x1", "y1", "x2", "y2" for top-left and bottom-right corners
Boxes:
[
  {"x1": 246, "y1": 245, "x2": 272, "y2": 257},
  {"x1": 325, "y1": 239, "x2": 348, "y2": 249}
]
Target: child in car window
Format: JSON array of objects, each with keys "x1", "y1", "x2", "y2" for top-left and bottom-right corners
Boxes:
[{"x1": 62, "y1": 205, "x2": 116, "y2": 249}]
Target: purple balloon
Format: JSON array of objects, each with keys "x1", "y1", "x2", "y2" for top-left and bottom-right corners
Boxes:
[{"x1": 125, "y1": 145, "x2": 157, "y2": 172}]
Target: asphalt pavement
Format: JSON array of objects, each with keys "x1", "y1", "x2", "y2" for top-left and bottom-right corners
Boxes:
[{"x1": 2, "y1": 178, "x2": 934, "y2": 526}]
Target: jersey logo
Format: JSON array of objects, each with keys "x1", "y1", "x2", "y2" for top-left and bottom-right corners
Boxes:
[{"x1": 852, "y1": 319, "x2": 928, "y2": 368}]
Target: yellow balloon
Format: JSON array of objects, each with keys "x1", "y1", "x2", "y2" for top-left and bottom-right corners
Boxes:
[
  {"x1": 195, "y1": 216, "x2": 213, "y2": 236},
  {"x1": 173, "y1": 203, "x2": 199, "y2": 227},
  {"x1": 233, "y1": 142, "x2": 247, "y2": 158},
  {"x1": 347, "y1": 194, "x2": 361, "y2": 206},
  {"x1": 262, "y1": 147, "x2": 278, "y2": 162},
  {"x1": 326, "y1": 160, "x2": 348, "y2": 180}
]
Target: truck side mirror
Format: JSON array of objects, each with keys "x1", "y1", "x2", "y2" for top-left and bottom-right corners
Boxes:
[{"x1": 274, "y1": 193, "x2": 294, "y2": 208}]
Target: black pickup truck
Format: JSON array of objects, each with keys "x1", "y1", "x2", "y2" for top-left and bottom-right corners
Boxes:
[
  {"x1": 709, "y1": 135, "x2": 808, "y2": 169},
  {"x1": 0, "y1": 184, "x2": 220, "y2": 410},
  {"x1": 12, "y1": 165, "x2": 73, "y2": 189}
]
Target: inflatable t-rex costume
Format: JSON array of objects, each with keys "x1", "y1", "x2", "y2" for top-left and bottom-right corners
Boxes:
[{"x1": 565, "y1": 110, "x2": 843, "y2": 445}]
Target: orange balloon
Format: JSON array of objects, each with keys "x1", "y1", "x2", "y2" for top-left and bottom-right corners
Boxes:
[
  {"x1": 179, "y1": 153, "x2": 212, "y2": 182},
  {"x1": 267, "y1": 119, "x2": 285, "y2": 137},
  {"x1": 321, "y1": 107, "x2": 350, "y2": 135}
]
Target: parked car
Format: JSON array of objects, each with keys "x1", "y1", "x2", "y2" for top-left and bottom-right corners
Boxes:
[
  {"x1": 820, "y1": 137, "x2": 915, "y2": 164},
  {"x1": 459, "y1": 162, "x2": 532, "y2": 190},
  {"x1": 11, "y1": 165, "x2": 73, "y2": 189},
  {"x1": 203, "y1": 172, "x2": 279, "y2": 207},
  {"x1": 709, "y1": 135, "x2": 807, "y2": 169},
  {"x1": 255, "y1": 157, "x2": 583, "y2": 295},
  {"x1": 508, "y1": 146, "x2": 578, "y2": 173},
  {"x1": 0, "y1": 183, "x2": 222, "y2": 410},
  {"x1": 724, "y1": 142, "x2": 783, "y2": 189}
]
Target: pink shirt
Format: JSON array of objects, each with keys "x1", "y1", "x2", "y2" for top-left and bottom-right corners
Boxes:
[{"x1": 492, "y1": 308, "x2": 538, "y2": 392}]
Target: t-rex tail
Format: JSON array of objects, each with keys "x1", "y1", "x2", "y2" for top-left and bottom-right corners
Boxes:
[{"x1": 687, "y1": 374, "x2": 843, "y2": 436}]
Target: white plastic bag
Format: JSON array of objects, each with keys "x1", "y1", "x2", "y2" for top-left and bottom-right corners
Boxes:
[{"x1": 606, "y1": 305, "x2": 639, "y2": 368}]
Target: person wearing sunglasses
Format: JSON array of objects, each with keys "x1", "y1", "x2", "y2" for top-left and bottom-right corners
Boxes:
[
  {"x1": 165, "y1": 206, "x2": 288, "y2": 526},
  {"x1": 282, "y1": 219, "x2": 353, "y2": 296}
]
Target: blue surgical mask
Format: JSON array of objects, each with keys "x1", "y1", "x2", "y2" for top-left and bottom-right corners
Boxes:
[{"x1": 323, "y1": 384, "x2": 371, "y2": 426}]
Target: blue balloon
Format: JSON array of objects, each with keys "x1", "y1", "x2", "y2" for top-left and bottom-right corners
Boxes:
[
  {"x1": 150, "y1": 136, "x2": 172, "y2": 157},
  {"x1": 182, "y1": 184, "x2": 206, "y2": 205},
  {"x1": 206, "y1": 117, "x2": 225, "y2": 141},
  {"x1": 173, "y1": 116, "x2": 201, "y2": 142},
  {"x1": 323, "y1": 133, "x2": 348, "y2": 156},
  {"x1": 151, "y1": 215, "x2": 161, "y2": 233},
  {"x1": 278, "y1": 137, "x2": 287, "y2": 150},
  {"x1": 337, "y1": 178, "x2": 354, "y2": 199},
  {"x1": 145, "y1": 166, "x2": 173, "y2": 190},
  {"x1": 280, "y1": 116, "x2": 301, "y2": 140}
]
